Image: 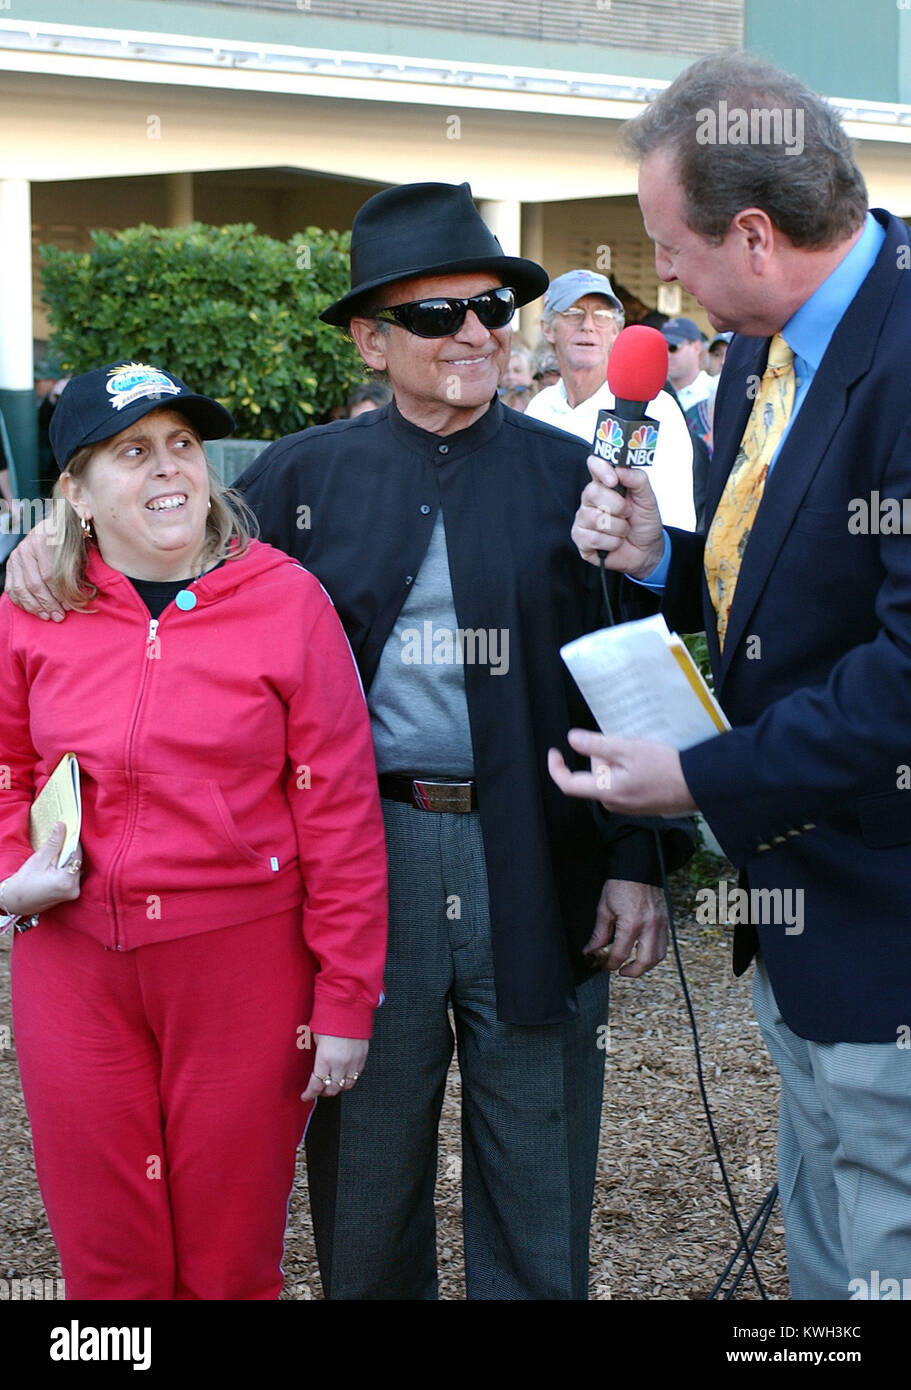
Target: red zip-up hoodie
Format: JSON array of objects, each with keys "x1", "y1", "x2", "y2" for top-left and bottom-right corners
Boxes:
[{"x1": 0, "y1": 540, "x2": 387, "y2": 1038}]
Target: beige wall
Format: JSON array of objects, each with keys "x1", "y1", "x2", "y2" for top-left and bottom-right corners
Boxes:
[
  {"x1": 537, "y1": 195, "x2": 714, "y2": 335},
  {"x1": 0, "y1": 70, "x2": 637, "y2": 197}
]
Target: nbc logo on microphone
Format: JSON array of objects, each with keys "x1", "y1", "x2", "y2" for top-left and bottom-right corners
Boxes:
[
  {"x1": 596, "y1": 418, "x2": 624, "y2": 450},
  {"x1": 627, "y1": 424, "x2": 658, "y2": 467}
]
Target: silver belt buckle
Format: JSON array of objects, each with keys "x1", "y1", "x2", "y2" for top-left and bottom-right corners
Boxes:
[{"x1": 411, "y1": 779, "x2": 473, "y2": 813}]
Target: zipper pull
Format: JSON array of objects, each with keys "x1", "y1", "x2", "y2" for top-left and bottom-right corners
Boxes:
[{"x1": 147, "y1": 618, "x2": 161, "y2": 661}]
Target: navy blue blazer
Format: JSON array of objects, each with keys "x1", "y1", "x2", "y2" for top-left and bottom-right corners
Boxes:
[{"x1": 662, "y1": 209, "x2": 911, "y2": 1042}]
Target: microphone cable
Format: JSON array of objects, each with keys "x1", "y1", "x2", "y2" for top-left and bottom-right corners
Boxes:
[{"x1": 597, "y1": 551, "x2": 778, "y2": 1300}]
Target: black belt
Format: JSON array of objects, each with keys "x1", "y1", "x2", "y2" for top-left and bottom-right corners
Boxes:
[{"x1": 378, "y1": 774, "x2": 477, "y2": 813}]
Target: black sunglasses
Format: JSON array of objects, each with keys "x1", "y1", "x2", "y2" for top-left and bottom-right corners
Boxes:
[{"x1": 371, "y1": 286, "x2": 517, "y2": 338}]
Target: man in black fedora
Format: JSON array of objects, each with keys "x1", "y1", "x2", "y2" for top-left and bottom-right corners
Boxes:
[{"x1": 7, "y1": 181, "x2": 692, "y2": 1299}]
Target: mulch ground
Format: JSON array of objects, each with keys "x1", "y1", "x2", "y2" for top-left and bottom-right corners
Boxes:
[{"x1": 0, "y1": 856, "x2": 788, "y2": 1301}]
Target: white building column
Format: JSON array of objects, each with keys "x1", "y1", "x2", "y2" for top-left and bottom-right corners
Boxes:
[
  {"x1": 0, "y1": 178, "x2": 38, "y2": 502},
  {"x1": 0, "y1": 180, "x2": 34, "y2": 393},
  {"x1": 519, "y1": 201, "x2": 545, "y2": 340},
  {"x1": 478, "y1": 197, "x2": 521, "y2": 258},
  {"x1": 480, "y1": 198, "x2": 547, "y2": 345},
  {"x1": 165, "y1": 172, "x2": 195, "y2": 226},
  {"x1": 521, "y1": 201, "x2": 544, "y2": 270}
]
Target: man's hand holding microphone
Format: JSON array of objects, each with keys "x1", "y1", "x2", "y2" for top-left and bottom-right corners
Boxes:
[
  {"x1": 573, "y1": 322, "x2": 669, "y2": 576},
  {"x1": 572, "y1": 455, "x2": 666, "y2": 578},
  {"x1": 551, "y1": 324, "x2": 698, "y2": 816}
]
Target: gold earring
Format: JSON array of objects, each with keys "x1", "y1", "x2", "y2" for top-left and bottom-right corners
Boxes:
[{"x1": 80, "y1": 515, "x2": 93, "y2": 539}]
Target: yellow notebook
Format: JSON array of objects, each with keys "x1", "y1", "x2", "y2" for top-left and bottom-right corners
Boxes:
[{"x1": 29, "y1": 753, "x2": 82, "y2": 868}]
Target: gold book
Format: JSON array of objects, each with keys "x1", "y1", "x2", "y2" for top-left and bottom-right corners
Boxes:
[{"x1": 29, "y1": 753, "x2": 82, "y2": 868}]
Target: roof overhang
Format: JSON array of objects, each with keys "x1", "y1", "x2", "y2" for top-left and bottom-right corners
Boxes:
[{"x1": 3, "y1": 17, "x2": 911, "y2": 140}]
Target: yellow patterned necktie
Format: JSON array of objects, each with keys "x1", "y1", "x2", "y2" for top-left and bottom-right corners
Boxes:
[{"x1": 704, "y1": 333, "x2": 795, "y2": 649}]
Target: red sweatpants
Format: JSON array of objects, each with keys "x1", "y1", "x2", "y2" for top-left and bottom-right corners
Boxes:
[{"x1": 11, "y1": 909, "x2": 315, "y2": 1300}]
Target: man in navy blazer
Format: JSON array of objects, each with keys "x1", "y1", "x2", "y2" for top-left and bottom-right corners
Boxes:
[{"x1": 552, "y1": 51, "x2": 911, "y2": 1300}]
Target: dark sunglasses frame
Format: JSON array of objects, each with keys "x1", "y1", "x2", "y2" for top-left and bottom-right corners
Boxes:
[{"x1": 370, "y1": 286, "x2": 517, "y2": 338}]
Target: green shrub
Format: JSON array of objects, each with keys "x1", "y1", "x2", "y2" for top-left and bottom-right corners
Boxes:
[
  {"x1": 40, "y1": 223, "x2": 365, "y2": 439},
  {"x1": 683, "y1": 631, "x2": 714, "y2": 690}
]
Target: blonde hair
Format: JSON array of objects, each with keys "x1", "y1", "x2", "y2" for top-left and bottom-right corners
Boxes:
[{"x1": 52, "y1": 433, "x2": 258, "y2": 611}]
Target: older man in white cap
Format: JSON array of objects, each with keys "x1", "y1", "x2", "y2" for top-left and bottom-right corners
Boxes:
[{"x1": 526, "y1": 269, "x2": 696, "y2": 529}]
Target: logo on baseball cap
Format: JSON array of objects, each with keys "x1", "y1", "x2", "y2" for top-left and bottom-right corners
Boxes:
[
  {"x1": 50, "y1": 362, "x2": 236, "y2": 470},
  {"x1": 543, "y1": 270, "x2": 623, "y2": 316}
]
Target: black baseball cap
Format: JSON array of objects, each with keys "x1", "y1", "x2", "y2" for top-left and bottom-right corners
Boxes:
[{"x1": 50, "y1": 361, "x2": 235, "y2": 470}]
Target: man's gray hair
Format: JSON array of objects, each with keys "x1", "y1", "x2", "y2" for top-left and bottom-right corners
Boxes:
[{"x1": 623, "y1": 51, "x2": 867, "y2": 248}]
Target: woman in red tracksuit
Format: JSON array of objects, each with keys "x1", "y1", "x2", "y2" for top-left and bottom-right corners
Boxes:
[{"x1": 0, "y1": 362, "x2": 387, "y2": 1300}]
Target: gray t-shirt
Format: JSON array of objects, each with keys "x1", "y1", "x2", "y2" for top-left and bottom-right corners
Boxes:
[{"x1": 368, "y1": 510, "x2": 474, "y2": 776}]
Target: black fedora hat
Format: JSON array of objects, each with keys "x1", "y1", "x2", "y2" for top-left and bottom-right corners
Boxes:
[{"x1": 320, "y1": 182, "x2": 548, "y2": 326}]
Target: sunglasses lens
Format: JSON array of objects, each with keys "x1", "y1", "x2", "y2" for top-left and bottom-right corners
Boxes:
[
  {"x1": 390, "y1": 287, "x2": 516, "y2": 337},
  {"x1": 475, "y1": 288, "x2": 516, "y2": 328},
  {"x1": 404, "y1": 300, "x2": 464, "y2": 337}
]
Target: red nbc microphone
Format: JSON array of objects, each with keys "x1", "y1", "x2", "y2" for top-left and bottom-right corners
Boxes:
[{"x1": 591, "y1": 325, "x2": 669, "y2": 487}]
